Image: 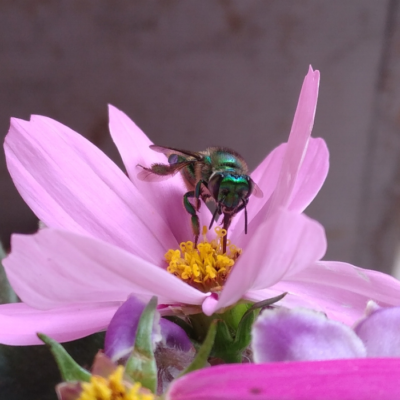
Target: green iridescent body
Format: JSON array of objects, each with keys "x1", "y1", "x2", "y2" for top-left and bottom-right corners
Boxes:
[{"x1": 138, "y1": 145, "x2": 262, "y2": 252}]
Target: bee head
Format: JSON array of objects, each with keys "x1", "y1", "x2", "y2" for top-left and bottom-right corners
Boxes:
[{"x1": 208, "y1": 172, "x2": 253, "y2": 211}]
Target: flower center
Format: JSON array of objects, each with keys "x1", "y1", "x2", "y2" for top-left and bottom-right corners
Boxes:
[
  {"x1": 165, "y1": 226, "x2": 241, "y2": 292},
  {"x1": 77, "y1": 366, "x2": 155, "y2": 400}
]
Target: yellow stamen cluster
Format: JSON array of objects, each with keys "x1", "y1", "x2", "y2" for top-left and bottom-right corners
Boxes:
[
  {"x1": 78, "y1": 366, "x2": 155, "y2": 400},
  {"x1": 165, "y1": 227, "x2": 241, "y2": 292}
]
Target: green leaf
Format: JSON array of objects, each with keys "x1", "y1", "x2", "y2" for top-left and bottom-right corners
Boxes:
[
  {"x1": 125, "y1": 296, "x2": 158, "y2": 393},
  {"x1": 37, "y1": 333, "x2": 91, "y2": 382},
  {"x1": 179, "y1": 320, "x2": 217, "y2": 377}
]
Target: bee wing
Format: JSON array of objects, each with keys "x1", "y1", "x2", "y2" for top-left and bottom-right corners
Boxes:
[
  {"x1": 136, "y1": 161, "x2": 193, "y2": 182},
  {"x1": 251, "y1": 180, "x2": 264, "y2": 198},
  {"x1": 150, "y1": 145, "x2": 203, "y2": 161}
]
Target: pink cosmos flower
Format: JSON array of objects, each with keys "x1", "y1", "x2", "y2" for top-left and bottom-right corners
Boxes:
[{"x1": 2, "y1": 66, "x2": 400, "y2": 346}]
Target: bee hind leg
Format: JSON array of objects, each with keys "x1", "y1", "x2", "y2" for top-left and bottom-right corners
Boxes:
[{"x1": 183, "y1": 191, "x2": 200, "y2": 246}]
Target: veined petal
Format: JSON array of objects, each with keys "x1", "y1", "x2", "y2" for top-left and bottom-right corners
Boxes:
[
  {"x1": 270, "y1": 261, "x2": 400, "y2": 325},
  {"x1": 355, "y1": 306, "x2": 400, "y2": 357},
  {"x1": 232, "y1": 67, "x2": 322, "y2": 247},
  {"x1": 5, "y1": 115, "x2": 177, "y2": 261},
  {"x1": 108, "y1": 105, "x2": 215, "y2": 243},
  {"x1": 266, "y1": 66, "x2": 320, "y2": 216},
  {"x1": 288, "y1": 137, "x2": 329, "y2": 212},
  {"x1": 231, "y1": 138, "x2": 329, "y2": 240},
  {"x1": 203, "y1": 210, "x2": 326, "y2": 315},
  {"x1": 4, "y1": 229, "x2": 208, "y2": 309},
  {"x1": 166, "y1": 359, "x2": 400, "y2": 400},
  {"x1": 108, "y1": 104, "x2": 160, "y2": 176},
  {"x1": 0, "y1": 302, "x2": 119, "y2": 345},
  {"x1": 252, "y1": 308, "x2": 365, "y2": 363}
]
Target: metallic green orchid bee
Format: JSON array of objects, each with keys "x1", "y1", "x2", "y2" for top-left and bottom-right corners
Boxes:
[{"x1": 138, "y1": 145, "x2": 263, "y2": 253}]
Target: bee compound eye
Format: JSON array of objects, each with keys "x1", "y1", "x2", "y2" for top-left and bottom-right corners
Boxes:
[{"x1": 168, "y1": 154, "x2": 179, "y2": 165}]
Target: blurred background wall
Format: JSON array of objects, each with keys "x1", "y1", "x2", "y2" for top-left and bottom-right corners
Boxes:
[{"x1": 1, "y1": 0, "x2": 400, "y2": 276}]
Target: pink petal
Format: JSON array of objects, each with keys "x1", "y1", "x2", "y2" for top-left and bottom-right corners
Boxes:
[
  {"x1": 232, "y1": 137, "x2": 328, "y2": 240},
  {"x1": 204, "y1": 210, "x2": 326, "y2": 315},
  {"x1": 5, "y1": 115, "x2": 177, "y2": 261},
  {"x1": 166, "y1": 359, "x2": 400, "y2": 400},
  {"x1": 269, "y1": 261, "x2": 400, "y2": 325},
  {"x1": 0, "y1": 302, "x2": 119, "y2": 345},
  {"x1": 266, "y1": 66, "x2": 320, "y2": 216},
  {"x1": 288, "y1": 137, "x2": 329, "y2": 212},
  {"x1": 231, "y1": 67, "x2": 322, "y2": 246},
  {"x1": 107, "y1": 104, "x2": 160, "y2": 176},
  {"x1": 4, "y1": 229, "x2": 207, "y2": 309},
  {"x1": 108, "y1": 105, "x2": 217, "y2": 243},
  {"x1": 354, "y1": 306, "x2": 400, "y2": 357},
  {"x1": 252, "y1": 308, "x2": 366, "y2": 363}
]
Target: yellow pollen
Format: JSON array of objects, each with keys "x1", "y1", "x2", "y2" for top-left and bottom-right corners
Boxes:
[
  {"x1": 77, "y1": 366, "x2": 155, "y2": 400},
  {"x1": 165, "y1": 227, "x2": 242, "y2": 291}
]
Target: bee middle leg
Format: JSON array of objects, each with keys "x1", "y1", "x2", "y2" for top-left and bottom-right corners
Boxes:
[{"x1": 183, "y1": 191, "x2": 200, "y2": 246}]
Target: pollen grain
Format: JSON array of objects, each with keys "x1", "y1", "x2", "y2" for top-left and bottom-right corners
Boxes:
[
  {"x1": 165, "y1": 227, "x2": 241, "y2": 292},
  {"x1": 77, "y1": 366, "x2": 155, "y2": 400}
]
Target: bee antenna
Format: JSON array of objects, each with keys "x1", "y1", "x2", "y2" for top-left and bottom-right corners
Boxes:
[
  {"x1": 244, "y1": 199, "x2": 248, "y2": 234},
  {"x1": 209, "y1": 205, "x2": 220, "y2": 230}
]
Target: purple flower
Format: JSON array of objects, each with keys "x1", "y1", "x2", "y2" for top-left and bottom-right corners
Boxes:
[
  {"x1": 252, "y1": 307, "x2": 366, "y2": 362},
  {"x1": 252, "y1": 304, "x2": 400, "y2": 362},
  {"x1": 354, "y1": 302, "x2": 400, "y2": 357}
]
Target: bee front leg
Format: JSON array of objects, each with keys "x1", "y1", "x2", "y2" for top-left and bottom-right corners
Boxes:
[
  {"x1": 194, "y1": 180, "x2": 207, "y2": 211},
  {"x1": 222, "y1": 213, "x2": 234, "y2": 254},
  {"x1": 183, "y1": 191, "x2": 200, "y2": 246}
]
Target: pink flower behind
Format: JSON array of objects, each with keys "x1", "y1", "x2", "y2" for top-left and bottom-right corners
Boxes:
[
  {"x1": 165, "y1": 359, "x2": 400, "y2": 400},
  {"x1": 1, "y1": 67, "x2": 400, "y2": 346}
]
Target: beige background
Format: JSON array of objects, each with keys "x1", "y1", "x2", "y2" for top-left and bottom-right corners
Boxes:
[{"x1": 1, "y1": 1, "x2": 400, "y2": 275}]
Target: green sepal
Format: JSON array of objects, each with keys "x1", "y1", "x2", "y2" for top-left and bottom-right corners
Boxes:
[
  {"x1": 179, "y1": 320, "x2": 217, "y2": 377},
  {"x1": 211, "y1": 316, "x2": 251, "y2": 363},
  {"x1": 37, "y1": 333, "x2": 91, "y2": 382},
  {"x1": 219, "y1": 302, "x2": 252, "y2": 331},
  {"x1": 125, "y1": 296, "x2": 158, "y2": 393},
  {"x1": 0, "y1": 243, "x2": 18, "y2": 304},
  {"x1": 241, "y1": 292, "x2": 288, "y2": 318},
  {"x1": 232, "y1": 309, "x2": 256, "y2": 351},
  {"x1": 211, "y1": 294, "x2": 288, "y2": 362},
  {"x1": 232, "y1": 292, "x2": 288, "y2": 355},
  {"x1": 213, "y1": 319, "x2": 241, "y2": 363}
]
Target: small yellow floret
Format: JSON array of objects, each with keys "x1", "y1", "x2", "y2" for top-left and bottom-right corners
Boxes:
[
  {"x1": 77, "y1": 366, "x2": 155, "y2": 400},
  {"x1": 165, "y1": 227, "x2": 241, "y2": 291}
]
